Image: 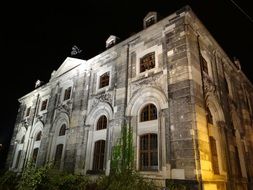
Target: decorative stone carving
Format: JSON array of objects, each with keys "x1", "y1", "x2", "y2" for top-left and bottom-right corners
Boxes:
[
  {"x1": 91, "y1": 93, "x2": 113, "y2": 109},
  {"x1": 203, "y1": 74, "x2": 216, "y2": 93},
  {"x1": 131, "y1": 71, "x2": 163, "y2": 96}
]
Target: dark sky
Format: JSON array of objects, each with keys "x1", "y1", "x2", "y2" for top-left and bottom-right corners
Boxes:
[{"x1": 1, "y1": 0, "x2": 253, "y2": 169}]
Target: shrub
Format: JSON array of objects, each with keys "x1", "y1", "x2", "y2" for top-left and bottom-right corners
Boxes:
[
  {"x1": 0, "y1": 170, "x2": 19, "y2": 190},
  {"x1": 97, "y1": 170, "x2": 157, "y2": 190}
]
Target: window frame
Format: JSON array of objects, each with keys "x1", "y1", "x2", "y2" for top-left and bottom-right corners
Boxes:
[
  {"x1": 63, "y1": 86, "x2": 72, "y2": 101},
  {"x1": 15, "y1": 150, "x2": 22, "y2": 169},
  {"x1": 92, "y1": 140, "x2": 106, "y2": 171},
  {"x1": 140, "y1": 104, "x2": 157, "y2": 122},
  {"x1": 145, "y1": 16, "x2": 155, "y2": 28},
  {"x1": 139, "y1": 133, "x2": 158, "y2": 171},
  {"x1": 99, "y1": 72, "x2": 110, "y2": 89},
  {"x1": 35, "y1": 131, "x2": 42, "y2": 141},
  {"x1": 96, "y1": 115, "x2": 107, "y2": 130},
  {"x1": 140, "y1": 52, "x2": 155, "y2": 73},
  {"x1": 40, "y1": 99, "x2": 48, "y2": 112},
  {"x1": 32, "y1": 148, "x2": 39, "y2": 163},
  {"x1": 59, "y1": 124, "x2": 66, "y2": 136},
  {"x1": 200, "y1": 54, "x2": 209, "y2": 75},
  {"x1": 54, "y1": 144, "x2": 63, "y2": 169},
  {"x1": 25, "y1": 106, "x2": 31, "y2": 117},
  {"x1": 209, "y1": 136, "x2": 219, "y2": 174}
]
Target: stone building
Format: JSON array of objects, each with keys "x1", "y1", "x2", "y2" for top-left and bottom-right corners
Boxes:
[{"x1": 6, "y1": 6, "x2": 253, "y2": 190}]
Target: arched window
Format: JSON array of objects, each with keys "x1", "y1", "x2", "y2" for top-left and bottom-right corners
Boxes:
[
  {"x1": 97, "y1": 116, "x2": 107, "y2": 130},
  {"x1": 93, "y1": 140, "x2": 105, "y2": 171},
  {"x1": 21, "y1": 135, "x2": 25, "y2": 144},
  {"x1": 209, "y1": 136, "x2": 219, "y2": 174},
  {"x1": 140, "y1": 104, "x2": 157, "y2": 122},
  {"x1": 206, "y1": 107, "x2": 213, "y2": 125},
  {"x1": 224, "y1": 78, "x2": 229, "y2": 94},
  {"x1": 54, "y1": 144, "x2": 63, "y2": 169},
  {"x1": 36, "y1": 131, "x2": 42, "y2": 141},
  {"x1": 140, "y1": 134, "x2": 158, "y2": 171},
  {"x1": 59, "y1": 124, "x2": 66, "y2": 136},
  {"x1": 32, "y1": 148, "x2": 39, "y2": 163},
  {"x1": 15, "y1": 150, "x2": 22, "y2": 169}
]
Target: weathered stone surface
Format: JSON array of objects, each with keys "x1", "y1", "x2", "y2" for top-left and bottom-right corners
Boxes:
[{"x1": 7, "y1": 6, "x2": 253, "y2": 190}]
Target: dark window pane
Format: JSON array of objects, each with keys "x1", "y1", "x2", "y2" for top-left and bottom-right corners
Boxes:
[
  {"x1": 207, "y1": 107, "x2": 213, "y2": 124},
  {"x1": 235, "y1": 147, "x2": 242, "y2": 177},
  {"x1": 32, "y1": 148, "x2": 39, "y2": 163},
  {"x1": 146, "y1": 17, "x2": 155, "y2": 27},
  {"x1": 99, "y1": 72, "x2": 110, "y2": 88},
  {"x1": 21, "y1": 136, "x2": 25, "y2": 144},
  {"x1": 209, "y1": 137, "x2": 219, "y2": 174},
  {"x1": 93, "y1": 140, "x2": 105, "y2": 171},
  {"x1": 40, "y1": 99, "x2": 48, "y2": 111},
  {"x1": 59, "y1": 124, "x2": 66, "y2": 136},
  {"x1": 25, "y1": 107, "x2": 31, "y2": 117},
  {"x1": 201, "y1": 55, "x2": 208, "y2": 74},
  {"x1": 97, "y1": 116, "x2": 107, "y2": 130},
  {"x1": 36, "y1": 131, "x2": 42, "y2": 141},
  {"x1": 54, "y1": 144, "x2": 63, "y2": 169},
  {"x1": 140, "y1": 52, "x2": 155, "y2": 73},
  {"x1": 140, "y1": 104, "x2": 157, "y2": 122},
  {"x1": 140, "y1": 134, "x2": 158, "y2": 171},
  {"x1": 63, "y1": 87, "x2": 72, "y2": 101},
  {"x1": 15, "y1": 150, "x2": 22, "y2": 169}
]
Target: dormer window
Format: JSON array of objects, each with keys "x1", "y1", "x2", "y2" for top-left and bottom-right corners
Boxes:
[
  {"x1": 143, "y1": 12, "x2": 157, "y2": 29},
  {"x1": 140, "y1": 52, "x2": 155, "y2": 73},
  {"x1": 146, "y1": 17, "x2": 155, "y2": 27},
  {"x1": 106, "y1": 35, "x2": 119, "y2": 49}
]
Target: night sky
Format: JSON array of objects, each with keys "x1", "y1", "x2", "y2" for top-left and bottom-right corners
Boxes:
[{"x1": 1, "y1": 0, "x2": 253, "y2": 169}]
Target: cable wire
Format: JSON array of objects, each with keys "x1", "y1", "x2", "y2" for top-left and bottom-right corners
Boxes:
[{"x1": 230, "y1": 0, "x2": 253, "y2": 23}]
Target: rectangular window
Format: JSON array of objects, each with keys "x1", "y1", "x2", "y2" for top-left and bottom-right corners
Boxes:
[
  {"x1": 99, "y1": 72, "x2": 110, "y2": 88},
  {"x1": 15, "y1": 150, "x2": 22, "y2": 169},
  {"x1": 63, "y1": 87, "x2": 72, "y2": 101},
  {"x1": 93, "y1": 140, "x2": 105, "y2": 171},
  {"x1": 209, "y1": 137, "x2": 219, "y2": 174},
  {"x1": 25, "y1": 107, "x2": 31, "y2": 117},
  {"x1": 140, "y1": 52, "x2": 155, "y2": 73},
  {"x1": 234, "y1": 147, "x2": 242, "y2": 177},
  {"x1": 40, "y1": 99, "x2": 48, "y2": 111},
  {"x1": 32, "y1": 148, "x2": 39, "y2": 163},
  {"x1": 54, "y1": 144, "x2": 63, "y2": 169},
  {"x1": 140, "y1": 134, "x2": 158, "y2": 171}
]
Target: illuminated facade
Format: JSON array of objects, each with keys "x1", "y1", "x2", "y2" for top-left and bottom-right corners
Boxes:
[{"x1": 6, "y1": 6, "x2": 253, "y2": 190}]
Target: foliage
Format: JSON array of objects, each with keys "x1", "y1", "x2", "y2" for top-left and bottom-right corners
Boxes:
[
  {"x1": 0, "y1": 124, "x2": 186, "y2": 190},
  {"x1": 0, "y1": 162, "x2": 90, "y2": 190},
  {"x1": 97, "y1": 170, "x2": 157, "y2": 190},
  {"x1": 0, "y1": 170, "x2": 19, "y2": 190},
  {"x1": 46, "y1": 170, "x2": 90, "y2": 190},
  {"x1": 17, "y1": 162, "x2": 50, "y2": 190},
  {"x1": 108, "y1": 124, "x2": 157, "y2": 190},
  {"x1": 166, "y1": 182, "x2": 186, "y2": 190},
  {"x1": 111, "y1": 125, "x2": 134, "y2": 174}
]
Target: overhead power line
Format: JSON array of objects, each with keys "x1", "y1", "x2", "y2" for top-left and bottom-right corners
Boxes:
[{"x1": 230, "y1": 0, "x2": 253, "y2": 24}]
